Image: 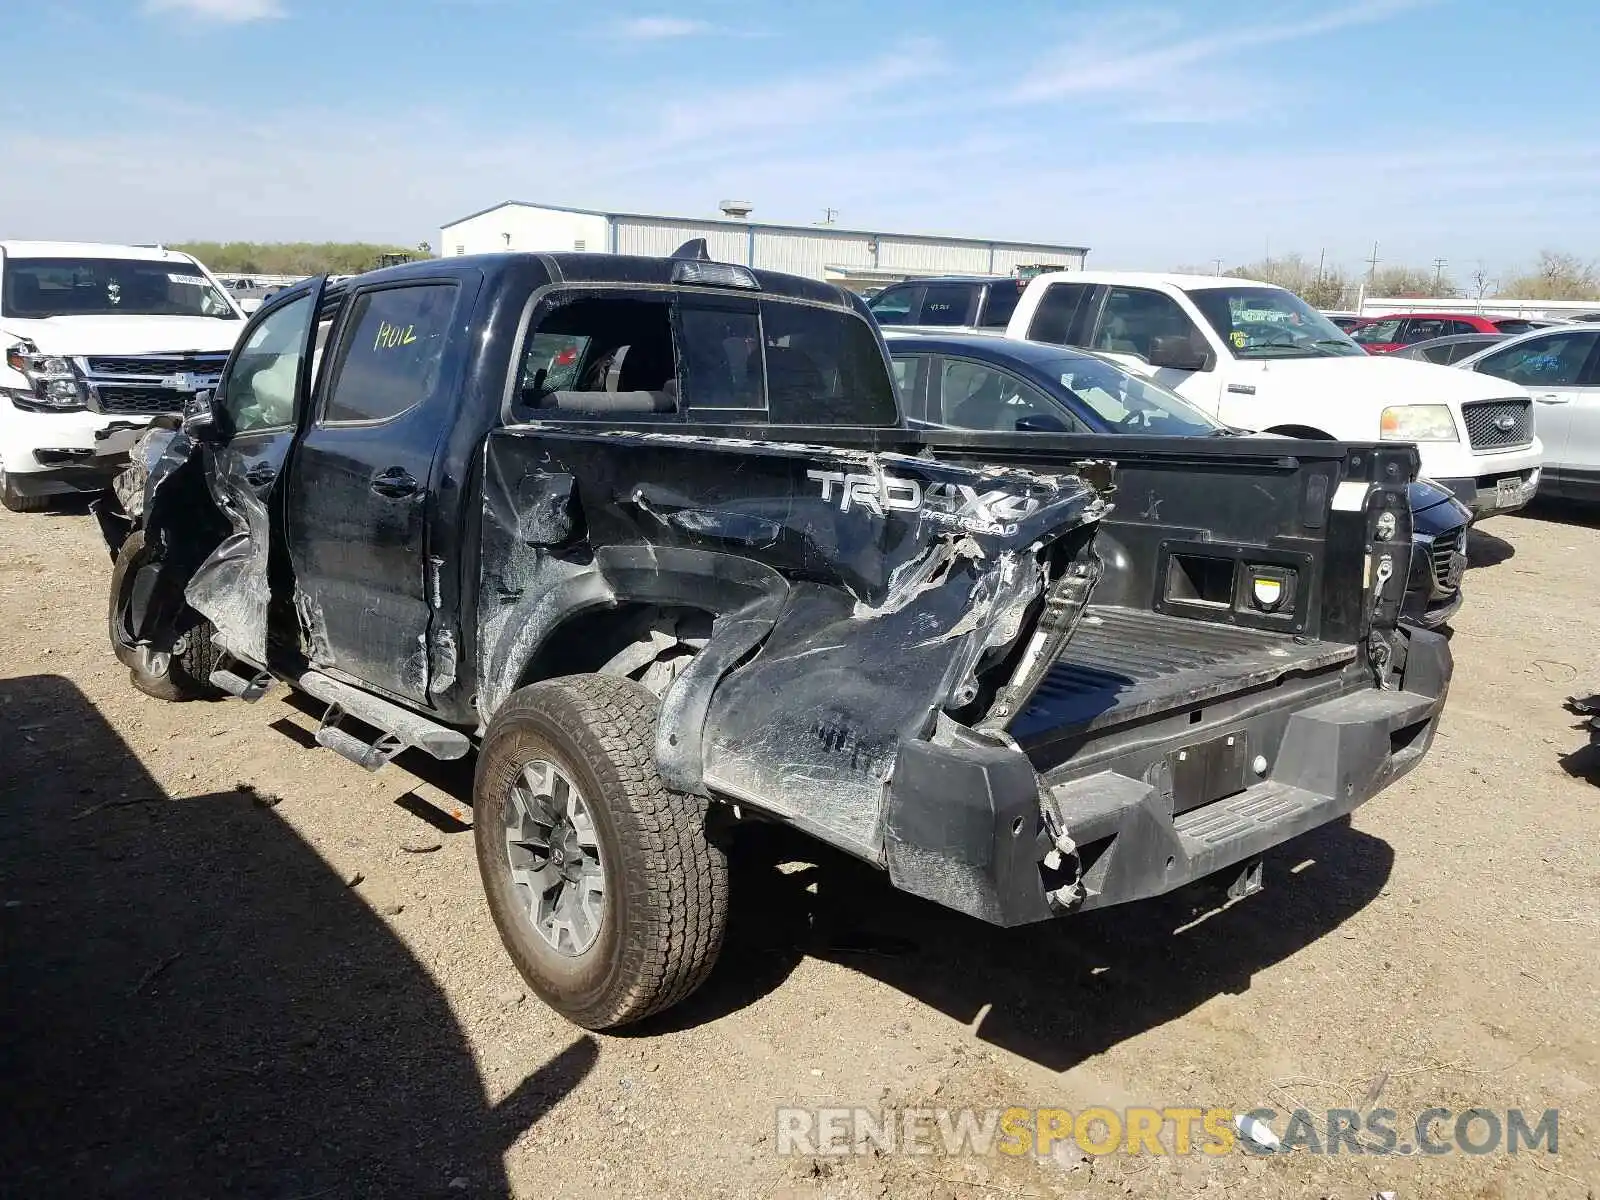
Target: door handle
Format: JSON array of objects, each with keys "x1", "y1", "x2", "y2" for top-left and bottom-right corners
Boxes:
[
  {"x1": 370, "y1": 467, "x2": 419, "y2": 498},
  {"x1": 1534, "y1": 394, "x2": 1570, "y2": 404},
  {"x1": 243, "y1": 463, "x2": 277, "y2": 488}
]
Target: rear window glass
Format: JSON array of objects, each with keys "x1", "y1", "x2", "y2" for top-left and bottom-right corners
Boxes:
[
  {"x1": 322, "y1": 283, "x2": 457, "y2": 424},
  {"x1": 762, "y1": 301, "x2": 896, "y2": 426}
]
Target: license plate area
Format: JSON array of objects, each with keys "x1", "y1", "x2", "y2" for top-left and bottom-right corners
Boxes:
[
  {"x1": 1495, "y1": 477, "x2": 1522, "y2": 507},
  {"x1": 1169, "y1": 730, "x2": 1250, "y2": 814}
]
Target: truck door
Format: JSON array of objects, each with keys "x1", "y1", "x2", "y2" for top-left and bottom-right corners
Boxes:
[
  {"x1": 180, "y1": 278, "x2": 327, "y2": 667},
  {"x1": 284, "y1": 275, "x2": 479, "y2": 705}
]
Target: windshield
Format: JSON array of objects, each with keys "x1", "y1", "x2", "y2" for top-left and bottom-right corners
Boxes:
[
  {"x1": 1186, "y1": 286, "x2": 1362, "y2": 359},
  {"x1": 1, "y1": 257, "x2": 239, "y2": 320},
  {"x1": 1049, "y1": 351, "x2": 1224, "y2": 435}
]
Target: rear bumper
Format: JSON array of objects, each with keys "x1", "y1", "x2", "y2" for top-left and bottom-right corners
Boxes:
[{"x1": 883, "y1": 627, "x2": 1452, "y2": 926}]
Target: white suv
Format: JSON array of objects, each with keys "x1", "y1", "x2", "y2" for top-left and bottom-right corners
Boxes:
[
  {"x1": 1000, "y1": 271, "x2": 1544, "y2": 518},
  {"x1": 0, "y1": 241, "x2": 246, "y2": 512}
]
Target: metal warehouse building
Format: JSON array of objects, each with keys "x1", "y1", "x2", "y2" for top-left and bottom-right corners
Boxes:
[{"x1": 438, "y1": 201, "x2": 1088, "y2": 290}]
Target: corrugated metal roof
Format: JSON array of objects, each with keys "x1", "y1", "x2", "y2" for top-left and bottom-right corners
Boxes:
[{"x1": 441, "y1": 200, "x2": 1089, "y2": 255}]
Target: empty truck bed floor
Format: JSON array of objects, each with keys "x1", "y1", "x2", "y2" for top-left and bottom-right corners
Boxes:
[{"x1": 1010, "y1": 606, "x2": 1356, "y2": 743}]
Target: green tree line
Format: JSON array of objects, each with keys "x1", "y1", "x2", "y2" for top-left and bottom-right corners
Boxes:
[
  {"x1": 170, "y1": 241, "x2": 433, "y2": 276},
  {"x1": 1179, "y1": 249, "x2": 1600, "y2": 307}
]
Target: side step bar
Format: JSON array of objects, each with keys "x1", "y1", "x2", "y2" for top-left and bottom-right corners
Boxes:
[{"x1": 299, "y1": 671, "x2": 472, "y2": 771}]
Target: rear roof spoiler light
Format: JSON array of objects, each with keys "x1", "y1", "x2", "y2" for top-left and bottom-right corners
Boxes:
[{"x1": 670, "y1": 238, "x2": 760, "y2": 290}]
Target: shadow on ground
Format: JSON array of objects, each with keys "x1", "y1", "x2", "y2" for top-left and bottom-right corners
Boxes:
[
  {"x1": 258, "y1": 683, "x2": 1396, "y2": 1076},
  {"x1": 0, "y1": 674, "x2": 592, "y2": 1199},
  {"x1": 1520, "y1": 497, "x2": 1600, "y2": 531},
  {"x1": 646, "y1": 815, "x2": 1393, "y2": 1073},
  {"x1": 1560, "y1": 696, "x2": 1600, "y2": 784},
  {"x1": 1466, "y1": 526, "x2": 1515, "y2": 569}
]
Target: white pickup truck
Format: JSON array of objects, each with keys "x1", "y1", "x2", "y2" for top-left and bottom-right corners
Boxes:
[
  {"x1": 0, "y1": 241, "x2": 245, "y2": 512},
  {"x1": 870, "y1": 271, "x2": 1543, "y2": 517}
]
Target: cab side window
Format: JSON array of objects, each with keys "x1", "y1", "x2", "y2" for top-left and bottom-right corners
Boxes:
[
  {"x1": 217, "y1": 293, "x2": 315, "y2": 435},
  {"x1": 1091, "y1": 287, "x2": 1200, "y2": 360}
]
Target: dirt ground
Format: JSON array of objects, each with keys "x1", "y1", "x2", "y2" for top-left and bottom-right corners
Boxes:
[{"x1": 1, "y1": 499, "x2": 1597, "y2": 1200}]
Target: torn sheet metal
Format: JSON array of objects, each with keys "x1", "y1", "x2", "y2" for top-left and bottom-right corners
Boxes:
[{"x1": 480, "y1": 427, "x2": 1109, "y2": 860}]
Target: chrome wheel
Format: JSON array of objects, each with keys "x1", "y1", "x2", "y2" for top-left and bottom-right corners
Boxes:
[{"x1": 504, "y1": 758, "x2": 606, "y2": 956}]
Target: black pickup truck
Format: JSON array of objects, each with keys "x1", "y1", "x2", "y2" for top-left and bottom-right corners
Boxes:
[{"x1": 98, "y1": 247, "x2": 1451, "y2": 1030}]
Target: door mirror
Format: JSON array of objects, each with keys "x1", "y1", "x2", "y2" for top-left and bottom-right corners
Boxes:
[
  {"x1": 1016, "y1": 413, "x2": 1069, "y2": 433},
  {"x1": 1147, "y1": 335, "x2": 1213, "y2": 372},
  {"x1": 181, "y1": 388, "x2": 224, "y2": 443}
]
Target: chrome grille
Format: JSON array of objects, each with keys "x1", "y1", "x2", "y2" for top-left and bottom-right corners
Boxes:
[
  {"x1": 1429, "y1": 530, "x2": 1467, "y2": 594},
  {"x1": 1461, "y1": 399, "x2": 1532, "y2": 450},
  {"x1": 78, "y1": 352, "x2": 226, "y2": 418},
  {"x1": 95, "y1": 386, "x2": 186, "y2": 416},
  {"x1": 84, "y1": 353, "x2": 229, "y2": 377}
]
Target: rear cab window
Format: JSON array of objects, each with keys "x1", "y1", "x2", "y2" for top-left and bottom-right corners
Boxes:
[{"x1": 512, "y1": 289, "x2": 897, "y2": 428}]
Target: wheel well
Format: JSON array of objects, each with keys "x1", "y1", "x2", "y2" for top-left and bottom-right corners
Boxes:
[
  {"x1": 514, "y1": 603, "x2": 715, "y2": 696},
  {"x1": 1263, "y1": 424, "x2": 1336, "y2": 440}
]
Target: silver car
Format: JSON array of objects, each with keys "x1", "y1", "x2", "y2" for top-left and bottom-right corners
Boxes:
[{"x1": 1456, "y1": 325, "x2": 1600, "y2": 502}]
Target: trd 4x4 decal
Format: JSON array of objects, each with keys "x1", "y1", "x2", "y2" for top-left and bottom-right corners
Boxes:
[{"x1": 806, "y1": 468, "x2": 1042, "y2": 535}]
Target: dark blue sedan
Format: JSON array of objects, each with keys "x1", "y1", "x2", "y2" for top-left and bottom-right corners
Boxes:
[{"x1": 885, "y1": 331, "x2": 1471, "y2": 630}]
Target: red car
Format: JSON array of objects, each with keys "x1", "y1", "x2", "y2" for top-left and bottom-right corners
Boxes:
[{"x1": 1348, "y1": 312, "x2": 1553, "y2": 354}]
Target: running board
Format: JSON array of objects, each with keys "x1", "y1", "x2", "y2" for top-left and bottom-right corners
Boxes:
[
  {"x1": 209, "y1": 665, "x2": 273, "y2": 702},
  {"x1": 298, "y1": 671, "x2": 471, "y2": 769}
]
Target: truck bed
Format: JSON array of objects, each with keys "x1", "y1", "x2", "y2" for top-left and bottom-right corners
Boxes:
[{"x1": 1009, "y1": 606, "x2": 1356, "y2": 746}]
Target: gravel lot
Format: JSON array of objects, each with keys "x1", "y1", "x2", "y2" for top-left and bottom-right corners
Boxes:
[{"x1": 1, "y1": 500, "x2": 1597, "y2": 1199}]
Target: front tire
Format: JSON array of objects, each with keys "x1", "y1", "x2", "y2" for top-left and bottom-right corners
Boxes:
[
  {"x1": 474, "y1": 675, "x2": 728, "y2": 1029},
  {"x1": 108, "y1": 530, "x2": 222, "y2": 701}
]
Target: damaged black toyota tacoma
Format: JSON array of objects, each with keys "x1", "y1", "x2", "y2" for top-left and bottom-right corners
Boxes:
[{"x1": 97, "y1": 246, "x2": 1451, "y2": 1029}]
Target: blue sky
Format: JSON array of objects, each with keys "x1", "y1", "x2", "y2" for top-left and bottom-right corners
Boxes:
[{"x1": 5, "y1": 0, "x2": 1597, "y2": 280}]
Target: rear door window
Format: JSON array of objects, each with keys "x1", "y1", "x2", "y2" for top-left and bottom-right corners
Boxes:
[
  {"x1": 321, "y1": 283, "x2": 458, "y2": 425},
  {"x1": 1406, "y1": 318, "x2": 1450, "y2": 343},
  {"x1": 1026, "y1": 282, "x2": 1094, "y2": 346},
  {"x1": 917, "y1": 283, "x2": 978, "y2": 326},
  {"x1": 1476, "y1": 330, "x2": 1600, "y2": 387},
  {"x1": 978, "y1": 279, "x2": 1025, "y2": 328}
]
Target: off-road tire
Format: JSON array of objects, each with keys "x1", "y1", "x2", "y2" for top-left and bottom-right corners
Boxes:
[
  {"x1": 0, "y1": 469, "x2": 54, "y2": 513},
  {"x1": 108, "y1": 530, "x2": 223, "y2": 702},
  {"x1": 474, "y1": 674, "x2": 728, "y2": 1029}
]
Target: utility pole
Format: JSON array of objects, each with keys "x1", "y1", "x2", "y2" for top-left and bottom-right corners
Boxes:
[
  {"x1": 1365, "y1": 241, "x2": 1381, "y2": 290},
  {"x1": 1210, "y1": 258, "x2": 1222, "y2": 275},
  {"x1": 1432, "y1": 257, "x2": 1447, "y2": 294},
  {"x1": 820, "y1": 207, "x2": 838, "y2": 225},
  {"x1": 1316, "y1": 247, "x2": 1326, "y2": 284}
]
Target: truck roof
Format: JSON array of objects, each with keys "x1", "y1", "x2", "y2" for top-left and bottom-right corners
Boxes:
[
  {"x1": 0, "y1": 241, "x2": 202, "y2": 262},
  {"x1": 365, "y1": 250, "x2": 861, "y2": 311},
  {"x1": 1024, "y1": 269, "x2": 1280, "y2": 292}
]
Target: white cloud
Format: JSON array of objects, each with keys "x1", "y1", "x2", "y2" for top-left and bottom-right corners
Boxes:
[
  {"x1": 1010, "y1": 0, "x2": 1431, "y2": 104},
  {"x1": 611, "y1": 16, "x2": 714, "y2": 40},
  {"x1": 143, "y1": 0, "x2": 286, "y2": 23}
]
